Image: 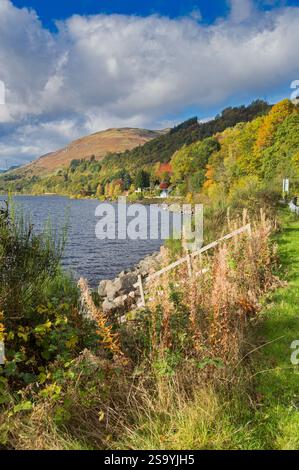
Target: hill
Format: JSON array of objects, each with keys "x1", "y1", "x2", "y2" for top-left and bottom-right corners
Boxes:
[
  {"x1": 0, "y1": 100, "x2": 272, "y2": 195},
  {"x1": 99, "y1": 100, "x2": 271, "y2": 177},
  {"x1": 15, "y1": 128, "x2": 163, "y2": 177}
]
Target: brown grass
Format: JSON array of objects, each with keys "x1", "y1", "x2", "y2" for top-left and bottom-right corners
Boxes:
[{"x1": 14, "y1": 128, "x2": 161, "y2": 177}]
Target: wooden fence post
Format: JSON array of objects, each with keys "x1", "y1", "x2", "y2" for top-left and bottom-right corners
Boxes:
[
  {"x1": 133, "y1": 225, "x2": 249, "y2": 304},
  {"x1": 186, "y1": 254, "x2": 192, "y2": 278},
  {"x1": 137, "y1": 274, "x2": 146, "y2": 307}
]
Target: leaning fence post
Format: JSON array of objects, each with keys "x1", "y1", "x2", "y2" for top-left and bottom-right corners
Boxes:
[
  {"x1": 186, "y1": 254, "x2": 192, "y2": 278},
  {"x1": 137, "y1": 274, "x2": 146, "y2": 307}
]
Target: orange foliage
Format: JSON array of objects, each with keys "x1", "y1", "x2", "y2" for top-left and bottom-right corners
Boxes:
[
  {"x1": 156, "y1": 162, "x2": 173, "y2": 178},
  {"x1": 77, "y1": 278, "x2": 123, "y2": 359},
  {"x1": 203, "y1": 163, "x2": 215, "y2": 188}
]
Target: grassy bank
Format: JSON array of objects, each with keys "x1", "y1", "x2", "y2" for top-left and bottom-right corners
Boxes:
[
  {"x1": 246, "y1": 213, "x2": 299, "y2": 449},
  {"x1": 1, "y1": 200, "x2": 298, "y2": 450},
  {"x1": 114, "y1": 211, "x2": 299, "y2": 450}
]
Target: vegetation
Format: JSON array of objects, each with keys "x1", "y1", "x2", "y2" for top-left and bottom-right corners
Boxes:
[
  {"x1": 243, "y1": 212, "x2": 299, "y2": 449},
  {"x1": 0, "y1": 97, "x2": 298, "y2": 450},
  {"x1": 170, "y1": 99, "x2": 299, "y2": 200},
  {"x1": 2, "y1": 189, "x2": 298, "y2": 449},
  {"x1": 0, "y1": 100, "x2": 271, "y2": 198},
  {"x1": 0, "y1": 201, "x2": 100, "y2": 389},
  {"x1": 115, "y1": 213, "x2": 299, "y2": 450}
]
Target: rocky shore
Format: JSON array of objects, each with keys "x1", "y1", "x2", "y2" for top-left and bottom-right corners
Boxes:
[{"x1": 98, "y1": 251, "x2": 163, "y2": 314}]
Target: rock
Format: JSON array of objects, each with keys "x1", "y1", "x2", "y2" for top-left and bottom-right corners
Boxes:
[
  {"x1": 118, "y1": 272, "x2": 138, "y2": 293},
  {"x1": 113, "y1": 294, "x2": 128, "y2": 307},
  {"x1": 102, "y1": 298, "x2": 116, "y2": 314},
  {"x1": 138, "y1": 253, "x2": 160, "y2": 275},
  {"x1": 98, "y1": 272, "x2": 137, "y2": 300},
  {"x1": 105, "y1": 278, "x2": 123, "y2": 300},
  {"x1": 102, "y1": 294, "x2": 134, "y2": 314},
  {"x1": 98, "y1": 250, "x2": 162, "y2": 316},
  {"x1": 98, "y1": 280, "x2": 108, "y2": 297}
]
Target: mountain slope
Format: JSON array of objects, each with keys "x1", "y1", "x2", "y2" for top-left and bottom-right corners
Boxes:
[
  {"x1": 99, "y1": 100, "x2": 271, "y2": 176},
  {"x1": 0, "y1": 100, "x2": 272, "y2": 195},
  {"x1": 17, "y1": 128, "x2": 162, "y2": 177}
]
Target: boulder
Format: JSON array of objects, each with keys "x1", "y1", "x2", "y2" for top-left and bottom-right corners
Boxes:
[
  {"x1": 102, "y1": 294, "x2": 134, "y2": 314},
  {"x1": 98, "y1": 250, "x2": 162, "y2": 316},
  {"x1": 105, "y1": 278, "x2": 123, "y2": 300},
  {"x1": 118, "y1": 272, "x2": 138, "y2": 293},
  {"x1": 98, "y1": 279, "x2": 108, "y2": 297},
  {"x1": 137, "y1": 253, "x2": 160, "y2": 275},
  {"x1": 98, "y1": 272, "x2": 137, "y2": 299},
  {"x1": 102, "y1": 298, "x2": 116, "y2": 314}
]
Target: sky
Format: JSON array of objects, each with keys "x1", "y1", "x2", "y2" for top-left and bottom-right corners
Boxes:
[{"x1": 0, "y1": 0, "x2": 299, "y2": 168}]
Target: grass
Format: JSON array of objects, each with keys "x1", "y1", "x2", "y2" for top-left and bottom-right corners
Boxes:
[
  {"x1": 115, "y1": 211, "x2": 299, "y2": 450},
  {"x1": 246, "y1": 213, "x2": 299, "y2": 449},
  {"x1": 1, "y1": 205, "x2": 298, "y2": 450}
]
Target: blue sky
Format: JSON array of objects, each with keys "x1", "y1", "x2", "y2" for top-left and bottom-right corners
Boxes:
[
  {"x1": 11, "y1": 1, "x2": 299, "y2": 28},
  {"x1": 1, "y1": 0, "x2": 299, "y2": 168},
  {"x1": 12, "y1": 0, "x2": 230, "y2": 28},
  {"x1": 11, "y1": 0, "x2": 299, "y2": 29}
]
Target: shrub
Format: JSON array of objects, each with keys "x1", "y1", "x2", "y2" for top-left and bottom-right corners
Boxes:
[{"x1": 0, "y1": 200, "x2": 98, "y2": 389}]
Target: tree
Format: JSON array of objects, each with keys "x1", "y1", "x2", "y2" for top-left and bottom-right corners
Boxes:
[
  {"x1": 188, "y1": 170, "x2": 206, "y2": 192},
  {"x1": 261, "y1": 112, "x2": 299, "y2": 179},
  {"x1": 191, "y1": 137, "x2": 220, "y2": 168},
  {"x1": 254, "y1": 99, "x2": 295, "y2": 152},
  {"x1": 134, "y1": 170, "x2": 150, "y2": 189},
  {"x1": 171, "y1": 137, "x2": 220, "y2": 184},
  {"x1": 170, "y1": 145, "x2": 194, "y2": 183}
]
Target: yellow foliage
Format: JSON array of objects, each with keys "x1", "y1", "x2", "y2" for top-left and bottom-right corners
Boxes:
[
  {"x1": 185, "y1": 192, "x2": 194, "y2": 203},
  {"x1": 0, "y1": 311, "x2": 4, "y2": 342},
  {"x1": 292, "y1": 152, "x2": 299, "y2": 172},
  {"x1": 228, "y1": 175, "x2": 261, "y2": 203},
  {"x1": 254, "y1": 99, "x2": 295, "y2": 152}
]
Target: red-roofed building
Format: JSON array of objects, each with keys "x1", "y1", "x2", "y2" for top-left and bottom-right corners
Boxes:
[
  {"x1": 159, "y1": 181, "x2": 171, "y2": 198},
  {"x1": 159, "y1": 181, "x2": 169, "y2": 190}
]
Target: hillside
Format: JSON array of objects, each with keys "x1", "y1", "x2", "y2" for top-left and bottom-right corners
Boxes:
[
  {"x1": 0, "y1": 100, "x2": 272, "y2": 195},
  {"x1": 99, "y1": 100, "x2": 271, "y2": 176},
  {"x1": 15, "y1": 128, "x2": 163, "y2": 177}
]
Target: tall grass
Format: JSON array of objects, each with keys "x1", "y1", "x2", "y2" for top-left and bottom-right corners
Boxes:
[
  {"x1": 0, "y1": 195, "x2": 282, "y2": 450},
  {"x1": 111, "y1": 211, "x2": 279, "y2": 450}
]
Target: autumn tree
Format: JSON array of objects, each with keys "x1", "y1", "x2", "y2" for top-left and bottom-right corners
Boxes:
[{"x1": 254, "y1": 99, "x2": 295, "y2": 152}]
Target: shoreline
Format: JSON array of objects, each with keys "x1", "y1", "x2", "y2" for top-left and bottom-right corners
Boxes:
[
  {"x1": 0, "y1": 192, "x2": 183, "y2": 206},
  {"x1": 97, "y1": 249, "x2": 163, "y2": 314}
]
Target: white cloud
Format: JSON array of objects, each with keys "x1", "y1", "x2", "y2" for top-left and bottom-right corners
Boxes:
[
  {"x1": 229, "y1": 0, "x2": 255, "y2": 23},
  {"x1": 0, "y1": 0, "x2": 299, "y2": 166}
]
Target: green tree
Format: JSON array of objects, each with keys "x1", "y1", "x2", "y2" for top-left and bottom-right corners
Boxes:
[{"x1": 134, "y1": 170, "x2": 150, "y2": 189}]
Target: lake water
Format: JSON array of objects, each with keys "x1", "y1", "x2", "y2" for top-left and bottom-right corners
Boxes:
[{"x1": 0, "y1": 195, "x2": 175, "y2": 287}]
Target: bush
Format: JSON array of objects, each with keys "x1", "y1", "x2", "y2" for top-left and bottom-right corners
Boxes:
[{"x1": 0, "y1": 200, "x2": 98, "y2": 389}]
